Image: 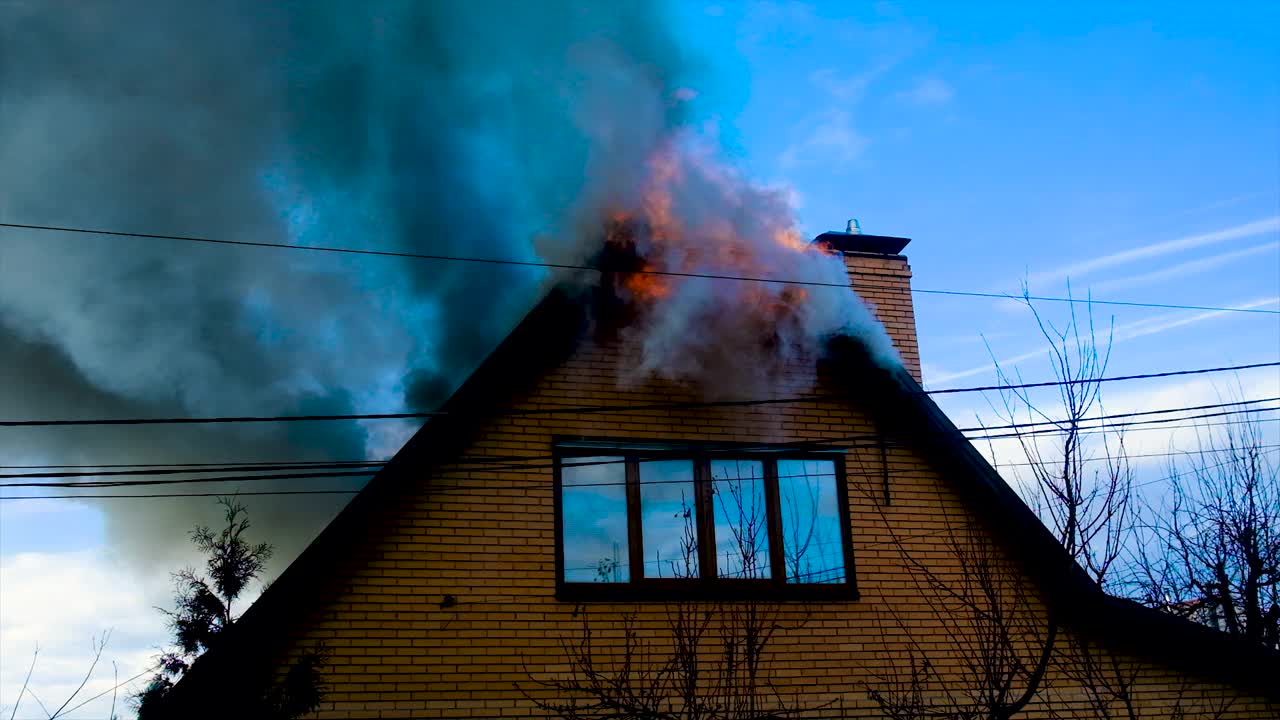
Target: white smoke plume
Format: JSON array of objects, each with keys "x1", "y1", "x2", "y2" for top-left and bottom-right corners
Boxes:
[{"x1": 601, "y1": 134, "x2": 896, "y2": 397}]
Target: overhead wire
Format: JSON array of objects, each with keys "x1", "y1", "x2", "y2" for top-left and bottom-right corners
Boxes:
[
  {"x1": 1, "y1": 361, "x2": 1276, "y2": 427},
  {"x1": 0, "y1": 469, "x2": 378, "y2": 489},
  {"x1": 0, "y1": 489, "x2": 361, "y2": 500},
  {"x1": 2, "y1": 221, "x2": 1277, "y2": 315},
  {"x1": 3, "y1": 397, "x2": 1276, "y2": 482},
  {"x1": 2, "y1": 396, "x2": 1276, "y2": 484},
  {"x1": 8, "y1": 443, "x2": 1276, "y2": 503},
  {"x1": 6, "y1": 440, "x2": 1275, "y2": 475},
  {"x1": 0, "y1": 462, "x2": 385, "y2": 479},
  {"x1": 0, "y1": 459, "x2": 389, "y2": 469},
  {"x1": 3, "y1": 401, "x2": 1275, "y2": 496},
  {"x1": 1, "y1": 221, "x2": 1275, "y2": 497}
]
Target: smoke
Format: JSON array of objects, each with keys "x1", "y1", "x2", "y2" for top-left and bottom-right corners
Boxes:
[
  {"x1": 0, "y1": 1, "x2": 892, "y2": 568},
  {"x1": 603, "y1": 136, "x2": 897, "y2": 397},
  {"x1": 0, "y1": 0, "x2": 703, "y2": 565}
]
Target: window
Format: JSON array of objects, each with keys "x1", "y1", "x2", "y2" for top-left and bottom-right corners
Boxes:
[{"x1": 556, "y1": 445, "x2": 855, "y2": 600}]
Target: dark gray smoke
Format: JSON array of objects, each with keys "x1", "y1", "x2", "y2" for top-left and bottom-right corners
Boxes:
[{"x1": 0, "y1": 0, "x2": 706, "y2": 566}]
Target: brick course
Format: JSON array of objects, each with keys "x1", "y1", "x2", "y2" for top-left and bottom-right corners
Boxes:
[{"x1": 839, "y1": 251, "x2": 920, "y2": 383}]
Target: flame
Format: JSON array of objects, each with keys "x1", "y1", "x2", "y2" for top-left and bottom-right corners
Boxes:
[
  {"x1": 604, "y1": 138, "x2": 818, "y2": 312},
  {"x1": 590, "y1": 130, "x2": 886, "y2": 396},
  {"x1": 622, "y1": 264, "x2": 671, "y2": 301}
]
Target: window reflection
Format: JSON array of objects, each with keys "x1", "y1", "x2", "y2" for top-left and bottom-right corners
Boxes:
[
  {"x1": 710, "y1": 459, "x2": 769, "y2": 579},
  {"x1": 557, "y1": 451, "x2": 849, "y2": 590},
  {"x1": 778, "y1": 459, "x2": 845, "y2": 584},
  {"x1": 560, "y1": 456, "x2": 629, "y2": 583},
  {"x1": 639, "y1": 459, "x2": 698, "y2": 579}
]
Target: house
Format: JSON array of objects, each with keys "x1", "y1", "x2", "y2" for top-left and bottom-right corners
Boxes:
[{"x1": 159, "y1": 231, "x2": 1280, "y2": 718}]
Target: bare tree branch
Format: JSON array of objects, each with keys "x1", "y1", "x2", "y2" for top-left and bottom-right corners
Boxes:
[
  {"x1": 1127, "y1": 396, "x2": 1279, "y2": 650},
  {"x1": 982, "y1": 286, "x2": 1134, "y2": 592},
  {"x1": 8, "y1": 646, "x2": 39, "y2": 720}
]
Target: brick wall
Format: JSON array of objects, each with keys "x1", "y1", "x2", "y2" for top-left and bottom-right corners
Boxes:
[
  {"x1": 256, "y1": 331, "x2": 1273, "y2": 718},
  {"x1": 839, "y1": 250, "x2": 921, "y2": 383}
]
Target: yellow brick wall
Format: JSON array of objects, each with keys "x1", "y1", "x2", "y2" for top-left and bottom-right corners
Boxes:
[
  {"x1": 252, "y1": 253, "x2": 1272, "y2": 718},
  {"x1": 841, "y1": 251, "x2": 921, "y2": 383},
  {"x1": 263, "y1": 339, "x2": 1272, "y2": 718}
]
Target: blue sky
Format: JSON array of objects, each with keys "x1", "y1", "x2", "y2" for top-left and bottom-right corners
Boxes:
[
  {"x1": 682, "y1": 1, "x2": 1279, "y2": 384},
  {"x1": 3, "y1": 2, "x2": 1278, "y2": 717}
]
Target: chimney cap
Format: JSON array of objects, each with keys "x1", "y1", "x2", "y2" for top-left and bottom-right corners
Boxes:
[{"x1": 812, "y1": 231, "x2": 911, "y2": 256}]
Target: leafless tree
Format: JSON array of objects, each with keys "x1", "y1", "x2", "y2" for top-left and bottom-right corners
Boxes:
[
  {"x1": 4, "y1": 632, "x2": 123, "y2": 720},
  {"x1": 865, "y1": 511, "x2": 1058, "y2": 720},
  {"x1": 778, "y1": 471, "x2": 829, "y2": 583},
  {"x1": 866, "y1": 286, "x2": 1263, "y2": 717},
  {"x1": 983, "y1": 288, "x2": 1135, "y2": 592},
  {"x1": 856, "y1": 291, "x2": 1114, "y2": 717},
  {"x1": 1129, "y1": 405, "x2": 1279, "y2": 650},
  {"x1": 1048, "y1": 633, "x2": 1236, "y2": 720},
  {"x1": 855, "y1": 451, "x2": 1243, "y2": 720}
]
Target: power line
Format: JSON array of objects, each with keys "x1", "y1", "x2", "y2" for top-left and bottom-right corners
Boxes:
[
  {"x1": 0, "y1": 410, "x2": 443, "y2": 427},
  {"x1": 912, "y1": 287, "x2": 1280, "y2": 314},
  {"x1": 5, "y1": 441, "x2": 1275, "y2": 503},
  {"x1": 3, "y1": 221, "x2": 1277, "y2": 315},
  {"x1": 6, "y1": 441, "x2": 1275, "y2": 476},
  {"x1": 3, "y1": 401, "x2": 1274, "y2": 486},
  {"x1": 0, "y1": 462, "x2": 385, "y2": 480},
  {"x1": 959, "y1": 409, "x2": 1280, "y2": 444},
  {"x1": 0, "y1": 459, "x2": 390, "y2": 469},
  {"x1": 0, "y1": 469, "x2": 378, "y2": 489},
  {"x1": 1132, "y1": 448, "x2": 1280, "y2": 491},
  {"x1": 0, "y1": 489, "x2": 360, "y2": 500},
  {"x1": 956, "y1": 396, "x2": 1279, "y2": 434},
  {"x1": 997, "y1": 448, "x2": 1280, "y2": 517},
  {"x1": 3, "y1": 397, "x2": 1275, "y2": 484},
  {"x1": 925, "y1": 361, "x2": 1280, "y2": 395},
  {"x1": 4, "y1": 404, "x2": 1275, "y2": 494},
  {"x1": 6, "y1": 399, "x2": 1277, "y2": 483},
  {"x1": 2, "y1": 361, "x2": 1276, "y2": 427}
]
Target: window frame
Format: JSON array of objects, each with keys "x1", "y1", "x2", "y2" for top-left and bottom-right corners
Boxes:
[{"x1": 553, "y1": 439, "x2": 858, "y2": 602}]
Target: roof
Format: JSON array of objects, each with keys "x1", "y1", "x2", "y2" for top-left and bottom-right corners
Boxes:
[
  {"x1": 161, "y1": 282, "x2": 1280, "y2": 710},
  {"x1": 813, "y1": 231, "x2": 911, "y2": 256}
]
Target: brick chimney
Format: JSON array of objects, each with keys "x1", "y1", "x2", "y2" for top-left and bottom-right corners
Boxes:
[{"x1": 813, "y1": 227, "x2": 921, "y2": 382}]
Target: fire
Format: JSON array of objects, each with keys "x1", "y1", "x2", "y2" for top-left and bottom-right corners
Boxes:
[
  {"x1": 602, "y1": 135, "x2": 821, "y2": 317},
  {"x1": 588, "y1": 133, "x2": 884, "y2": 397},
  {"x1": 623, "y1": 262, "x2": 672, "y2": 301},
  {"x1": 772, "y1": 227, "x2": 810, "y2": 253}
]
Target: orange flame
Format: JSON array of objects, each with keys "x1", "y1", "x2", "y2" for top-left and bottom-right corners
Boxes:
[
  {"x1": 590, "y1": 131, "x2": 868, "y2": 396},
  {"x1": 623, "y1": 264, "x2": 671, "y2": 301},
  {"x1": 603, "y1": 135, "x2": 819, "y2": 333}
]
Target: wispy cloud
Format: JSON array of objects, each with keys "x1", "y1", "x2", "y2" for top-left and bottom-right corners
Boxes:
[
  {"x1": 810, "y1": 62, "x2": 897, "y2": 102},
  {"x1": 1184, "y1": 188, "x2": 1279, "y2": 215},
  {"x1": 896, "y1": 76, "x2": 953, "y2": 105},
  {"x1": 1110, "y1": 296, "x2": 1279, "y2": 343},
  {"x1": 0, "y1": 549, "x2": 167, "y2": 719},
  {"x1": 1028, "y1": 216, "x2": 1280, "y2": 288},
  {"x1": 777, "y1": 63, "x2": 891, "y2": 170},
  {"x1": 926, "y1": 296, "x2": 1280, "y2": 386},
  {"x1": 1090, "y1": 241, "x2": 1280, "y2": 294},
  {"x1": 779, "y1": 109, "x2": 870, "y2": 169}
]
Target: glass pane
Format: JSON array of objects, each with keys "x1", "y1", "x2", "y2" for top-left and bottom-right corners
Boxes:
[
  {"x1": 561, "y1": 456, "x2": 629, "y2": 583},
  {"x1": 778, "y1": 459, "x2": 845, "y2": 584},
  {"x1": 639, "y1": 459, "x2": 698, "y2": 579},
  {"x1": 710, "y1": 459, "x2": 769, "y2": 579}
]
